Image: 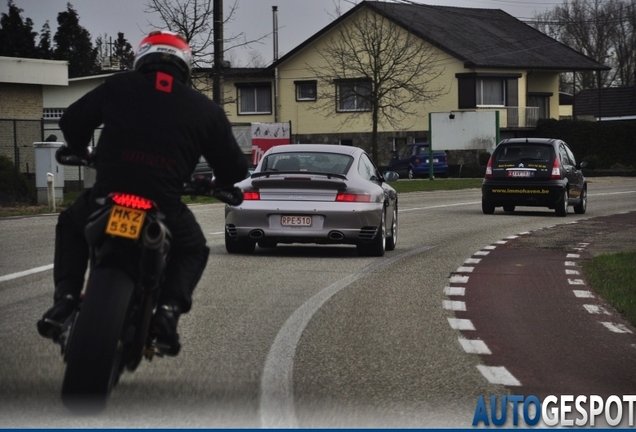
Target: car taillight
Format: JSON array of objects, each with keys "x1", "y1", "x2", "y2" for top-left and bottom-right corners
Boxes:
[
  {"x1": 335, "y1": 192, "x2": 371, "y2": 202},
  {"x1": 111, "y1": 193, "x2": 153, "y2": 210},
  {"x1": 485, "y1": 156, "x2": 493, "y2": 179},
  {"x1": 243, "y1": 191, "x2": 260, "y2": 200},
  {"x1": 551, "y1": 158, "x2": 561, "y2": 179}
]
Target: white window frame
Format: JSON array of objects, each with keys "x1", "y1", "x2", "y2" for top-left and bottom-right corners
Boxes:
[
  {"x1": 238, "y1": 85, "x2": 272, "y2": 115},
  {"x1": 476, "y1": 78, "x2": 505, "y2": 107},
  {"x1": 43, "y1": 108, "x2": 65, "y2": 120},
  {"x1": 295, "y1": 81, "x2": 317, "y2": 101}
]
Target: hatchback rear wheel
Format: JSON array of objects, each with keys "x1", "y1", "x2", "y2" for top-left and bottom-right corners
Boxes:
[
  {"x1": 573, "y1": 187, "x2": 587, "y2": 214},
  {"x1": 555, "y1": 189, "x2": 569, "y2": 217},
  {"x1": 482, "y1": 198, "x2": 495, "y2": 215}
]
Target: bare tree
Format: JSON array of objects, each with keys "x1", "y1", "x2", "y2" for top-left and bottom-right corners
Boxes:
[
  {"x1": 611, "y1": 0, "x2": 636, "y2": 86},
  {"x1": 144, "y1": 0, "x2": 269, "y2": 95},
  {"x1": 533, "y1": 0, "x2": 629, "y2": 91},
  {"x1": 307, "y1": 4, "x2": 446, "y2": 163}
]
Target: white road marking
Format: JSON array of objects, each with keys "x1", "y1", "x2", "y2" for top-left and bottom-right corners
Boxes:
[
  {"x1": 601, "y1": 322, "x2": 633, "y2": 334},
  {"x1": 583, "y1": 305, "x2": 611, "y2": 315},
  {"x1": 573, "y1": 290, "x2": 594, "y2": 298},
  {"x1": 474, "y1": 250, "x2": 490, "y2": 256},
  {"x1": 444, "y1": 286, "x2": 465, "y2": 296},
  {"x1": 459, "y1": 338, "x2": 492, "y2": 355},
  {"x1": 483, "y1": 245, "x2": 497, "y2": 250},
  {"x1": 465, "y1": 258, "x2": 481, "y2": 264},
  {"x1": 449, "y1": 275, "x2": 469, "y2": 284},
  {"x1": 259, "y1": 245, "x2": 435, "y2": 428},
  {"x1": 565, "y1": 269, "x2": 580, "y2": 275},
  {"x1": 456, "y1": 266, "x2": 474, "y2": 273},
  {"x1": 443, "y1": 300, "x2": 466, "y2": 311},
  {"x1": 476, "y1": 365, "x2": 521, "y2": 386},
  {"x1": 567, "y1": 253, "x2": 580, "y2": 258},
  {"x1": 565, "y1": 261, "x2": 577, "y2": 267},
  {"x1": 447, "y1": 318, "x2": 475, "y2": 331},
  {"x1": 0, "y1": 264, "x2": 54, "y2": 283},
  {"x1": 568, "y1": 279, "x2": 586, "y2": 285}
]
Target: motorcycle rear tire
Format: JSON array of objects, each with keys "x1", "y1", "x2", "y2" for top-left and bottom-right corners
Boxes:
[{"x1": 61, "y1": 266, "x2": 134, "y2": 414}]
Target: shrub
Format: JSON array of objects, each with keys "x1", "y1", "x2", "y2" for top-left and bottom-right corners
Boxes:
[{"x1": 0, "y1": 155, "x2": 36, "y2": 204}]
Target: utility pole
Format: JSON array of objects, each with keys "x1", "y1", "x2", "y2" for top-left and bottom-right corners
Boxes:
[{"x1": 212, "y1": 0, "x2": 223, "y2": 103}]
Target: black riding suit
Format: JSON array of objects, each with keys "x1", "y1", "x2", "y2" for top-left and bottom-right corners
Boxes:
[{"x1": 54, "y1": 69, "x2": 248, "y2": 313}]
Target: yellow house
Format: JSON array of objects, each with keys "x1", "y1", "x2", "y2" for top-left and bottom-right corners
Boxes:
[{"x1": 218, "y1": 1, "x2": 608, "y2": 165}]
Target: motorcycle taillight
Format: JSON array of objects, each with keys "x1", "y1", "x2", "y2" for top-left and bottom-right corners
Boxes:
[{"x1": 111, "y1": 193, "x2": 154, "y2": 210}]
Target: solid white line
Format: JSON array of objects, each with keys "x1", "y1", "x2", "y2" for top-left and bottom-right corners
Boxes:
[
  {"x1": 476, "y1": 365, "x2": 521, "y2": 386},
  {"x1": 0, "y1": 264, "x2": 54, "y2": 283},
  {"x1": 399, "y1": 201, "x2": 480, "y2": 212},
  {"x1": 259, "y1": 244, "x2": 435, "y2": 428}
]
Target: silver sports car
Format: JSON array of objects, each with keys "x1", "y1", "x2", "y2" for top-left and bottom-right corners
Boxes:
[{"x1": 224, "y1": 144, "x2": 399, "y2": 256}]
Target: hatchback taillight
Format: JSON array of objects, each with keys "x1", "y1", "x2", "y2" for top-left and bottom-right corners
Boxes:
[
  {"x1": 551, "y1": 158, "x2": 561, "y2": 179},
  {"x1": 243, "y1": 191, "x2": 260, "y2": 200},
  {"x1": 335, "y1": 192, "x2": 371, "y2": 202},
  {"x1": 485, "y1": 156, "x2": 493, "y2": 179}
]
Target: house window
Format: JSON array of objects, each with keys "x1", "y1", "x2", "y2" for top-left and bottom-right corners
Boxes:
[
  {"x1": 237, "y1": 84, "x2": 272, "y2": 114},
  {"x1": 295, "y1": 81, "x2": 317, "y2": 101},
  {"x1": 337, "y1": 80, "x2": 371, "y2": 112},
  {"x1": 456, "y1": 73, "x2": 520, "y2": 109},
  {"x1": 477, "y1": 78, "x2": 505, "y2": 107},
  {"x1": 43, "y1": 108, "x2": 65, "y2": 120}
]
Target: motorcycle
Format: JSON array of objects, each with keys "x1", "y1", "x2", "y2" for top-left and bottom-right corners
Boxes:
[{"x1": 52, "y1": 146, "x2": 243, "y2": 413}]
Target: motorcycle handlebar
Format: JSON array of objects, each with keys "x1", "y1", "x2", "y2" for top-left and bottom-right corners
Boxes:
[
  {"x1": 56, "y1": 146, "x2": 244, "y2": 206},
  {"x1": 55, "y1": 145, "x2": 94, "y2": 167},
  {"x1": 184, "y1": 174, "x2": 244, "y2": 206}
]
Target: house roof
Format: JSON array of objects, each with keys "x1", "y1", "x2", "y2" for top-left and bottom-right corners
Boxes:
[
  {"x1": 271, "y1": 1, "x2": 609, "y2": 72},
  {"x1": 574, "y1": 86, "x2": 636, "y2": 120}
]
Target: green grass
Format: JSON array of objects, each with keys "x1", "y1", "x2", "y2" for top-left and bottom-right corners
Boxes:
[
  {"x1": 391, "y1": 178, "x2": 483, "y2": 193},
  {"x1": 582, "y1": 252, "x2": 636, "y2": 327}
]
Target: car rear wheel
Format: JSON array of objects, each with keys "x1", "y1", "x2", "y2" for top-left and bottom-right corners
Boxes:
[
  {"x1": 225, "y1": 231, "x2": 256, "y2": 254},
  {"x1": 573, "y1": 187, "x2": 587, "y2": 214},
  {"x1": 385, "y1": 207, "x2": 398, "y2": 251},
  {"x1": 555, "y1": 189, "x2": 569, "y2": 217},
  {"x1": 357, "y1": 211, "x2": 386, "y2": 257},
  {"x1": 482, "y1": 198, "x2": 495, "y2": 215},
  {"x1": 503, "y1": 205, "x2": 515, "y2": 213}
]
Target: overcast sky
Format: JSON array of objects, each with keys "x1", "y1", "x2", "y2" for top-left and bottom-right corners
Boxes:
[{"x1": 2, "y1": 0, "x2": 560, "y2": 66}]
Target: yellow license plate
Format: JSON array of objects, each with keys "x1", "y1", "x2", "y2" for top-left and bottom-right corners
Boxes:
[{"x1": 106, "y1": 205, "x2": 146, "y2": 240}]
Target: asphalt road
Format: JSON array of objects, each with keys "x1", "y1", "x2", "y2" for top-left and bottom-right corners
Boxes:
[{"x1": 0, "y1": 177, "x2": 635, "y2": 428}]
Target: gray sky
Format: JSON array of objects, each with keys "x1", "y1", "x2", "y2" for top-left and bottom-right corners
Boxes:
[{"x1": 2, "y1": 0, "x2": 559, "y2": 65}]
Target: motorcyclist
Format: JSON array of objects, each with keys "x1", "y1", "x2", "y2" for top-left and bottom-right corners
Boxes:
[{"x1": 36, "y1": 30, "x2": 248, "y2": 356}]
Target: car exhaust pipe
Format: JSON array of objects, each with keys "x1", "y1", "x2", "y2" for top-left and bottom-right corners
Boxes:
[
  {"x1": 328, "y1": 231, "x2": 344, "y2": 240},
  {"x1": 249, "y1": 230, "x2": 264, "y2": 239}
]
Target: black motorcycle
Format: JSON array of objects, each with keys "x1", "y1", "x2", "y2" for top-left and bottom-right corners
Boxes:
[{"x1": 52, "y1": 146, "x2": 243, "y2": 413}]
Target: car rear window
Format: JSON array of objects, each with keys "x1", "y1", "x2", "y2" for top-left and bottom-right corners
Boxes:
[
  {"x1": 263, "y1": 152, "x2": 353, "y2": 174},
  {"x1": 494, "y1": 145, "x2": 552, "y2": 163}
]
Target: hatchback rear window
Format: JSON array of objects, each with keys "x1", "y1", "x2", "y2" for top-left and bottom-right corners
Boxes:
[{"x1": 494, "y1": 145, "x2": 552, "y2": 163}]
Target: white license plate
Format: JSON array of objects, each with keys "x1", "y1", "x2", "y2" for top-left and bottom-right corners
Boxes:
[
  {"x1": 281, "y1": 215, "x2": 312, "y2": 226},
  {"x1": 508, "y1": 170, "x2": 533, "y2": 178}
]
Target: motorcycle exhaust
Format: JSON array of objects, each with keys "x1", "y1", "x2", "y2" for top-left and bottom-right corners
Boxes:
[{"x1": 140, "y1": 221, "x2": 169, "y2": 289}]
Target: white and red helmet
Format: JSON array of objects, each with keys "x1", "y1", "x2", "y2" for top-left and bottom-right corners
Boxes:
[{"x1": 133, "y1": 30, "x2": 193, "y2": 81}]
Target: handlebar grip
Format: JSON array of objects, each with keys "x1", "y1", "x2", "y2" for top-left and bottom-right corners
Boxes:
[
  {"x1": 55, "y1": 145, "x2": 92, "y2": 167},
  {"x1": 212, "y1": 187, "x2": 244, "y2": 206}
]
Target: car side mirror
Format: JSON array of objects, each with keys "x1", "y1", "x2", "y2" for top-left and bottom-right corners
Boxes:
[{"x1": 383, "y1": 171, "x2": 399, "y2": 182}]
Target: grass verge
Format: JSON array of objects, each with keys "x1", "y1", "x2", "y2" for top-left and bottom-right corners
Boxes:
[{"x1": 581, "y1": 252, "x2": 636, "y2": 328}]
